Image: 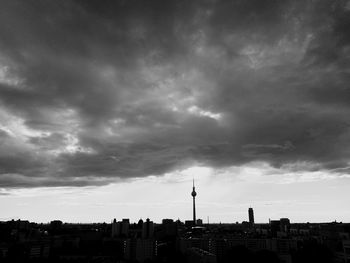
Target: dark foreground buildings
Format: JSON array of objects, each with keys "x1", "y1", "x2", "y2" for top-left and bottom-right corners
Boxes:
[{"x1": 1, "y1": 217, "x2": 350, "y2": 263}]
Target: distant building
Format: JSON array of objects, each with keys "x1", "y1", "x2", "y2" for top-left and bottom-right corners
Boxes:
[
  {"x1": 50, "y1": 220, "x2": 63, "y2": 229},
  {"x1": 270, "y1": 220, "x2": 280, "y2": 237},
  {"x1": 111, "y1": 218, "x2": 130, "y2": 237},
  {"x1": 248, "y1": 207, "x2": 254, "y2": 225},
  {"x1": 142, "y1": 218, "x2": 154, "y2": 239},
  {"x1": 269, "y1": 218, "x2": 291, "y2": 237},
  {"x1": 137, "y1": 219, "x2": 144, "y2": 228},
  {"x1": 120, "y1": 219, "x2": 130, "y2": 237},
  {"x1": 280, "y1": 218, "x2": 291, "y2": 233},
  {"x1": 111, "y1": 218, "x2": 118, "y2": 237},
  {"x1": 156, "y1": 219, "x2": 177, "y2": 239},
  {"x1": 162, "y1": 218, "x2": 174, "y2": 225}
]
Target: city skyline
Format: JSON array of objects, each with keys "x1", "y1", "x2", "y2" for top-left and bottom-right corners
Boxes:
[
  {"x1": 1, "y1": 0, "x2": 350, "y2": 223},
  {"x1": 1, "y1": 174, "x2": 348, "y2": 224}
]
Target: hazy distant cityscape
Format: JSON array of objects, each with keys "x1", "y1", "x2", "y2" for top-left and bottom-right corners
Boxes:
[{"x1": 1, "y1": 183, "x2": 349, "y2": 263}]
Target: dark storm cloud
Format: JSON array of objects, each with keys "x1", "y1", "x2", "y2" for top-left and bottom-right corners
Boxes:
[{"x1": 0, "y1": 0, "x2": 350, "y2": 188}]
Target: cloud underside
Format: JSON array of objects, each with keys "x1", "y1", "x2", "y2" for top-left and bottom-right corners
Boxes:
[{"x1": 0, "y1": 0, "x2": 350, "y2": 188}]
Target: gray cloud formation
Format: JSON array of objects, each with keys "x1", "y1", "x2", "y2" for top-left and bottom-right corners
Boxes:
[{"x1": 0, "y1": 0, "x2": 350, "y2": 187}]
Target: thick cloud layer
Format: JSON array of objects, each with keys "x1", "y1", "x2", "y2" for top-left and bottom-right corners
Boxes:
[{"x1": 0, "y1": 0, "x2": 350, "y2": 187}]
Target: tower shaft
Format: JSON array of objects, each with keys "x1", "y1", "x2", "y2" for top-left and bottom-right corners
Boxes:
[{"x1": 193, "y1": 195, "x2": 196, "y2": 224}]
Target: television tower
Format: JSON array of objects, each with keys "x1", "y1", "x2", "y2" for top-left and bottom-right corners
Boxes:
[{"x1": 191, "y1": 179, "x2": 197, "y2": 225}]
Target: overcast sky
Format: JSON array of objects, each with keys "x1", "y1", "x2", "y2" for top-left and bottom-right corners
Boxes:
[{"x1": 0, "y1": 0, "x2": 350, "y2": 223}]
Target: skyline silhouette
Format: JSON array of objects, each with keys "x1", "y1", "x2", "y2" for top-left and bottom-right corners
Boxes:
[{"x1": 1, "y1": 180, "x2": 348, "y2": 224}]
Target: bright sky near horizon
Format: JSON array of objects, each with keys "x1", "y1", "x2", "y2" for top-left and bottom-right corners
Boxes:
[{"x1": 1, "y1": 164, "x2": 349, "y2": 223}]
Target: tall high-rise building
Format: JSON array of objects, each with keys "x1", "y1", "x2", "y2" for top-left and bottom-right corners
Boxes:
[
  {"x1": 111, "y1": 218, "x2": 118, "y2": 237},
  {"x1": 248, "y1": 207, "x2": 254, "y2": 225},
  {"x1": 158, "y1": 219, "x2": 177, "y2": 238},
  {"x1": 112, "y1": 218, "x2": 130, "y2": 237},
  {"x1": 120, "y1": 219, "x2": 130, "y2": 237},
  {"x1": 142, "y1": 218, "x2": 154, "y2": 239},
  {"x1": 191, "y1": 179, "x2": 197, "y2": 225}
]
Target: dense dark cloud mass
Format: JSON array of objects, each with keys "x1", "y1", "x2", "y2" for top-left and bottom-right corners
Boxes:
[{"x1": 0, "y1": 0, "x2": 350, "y2": 188}]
